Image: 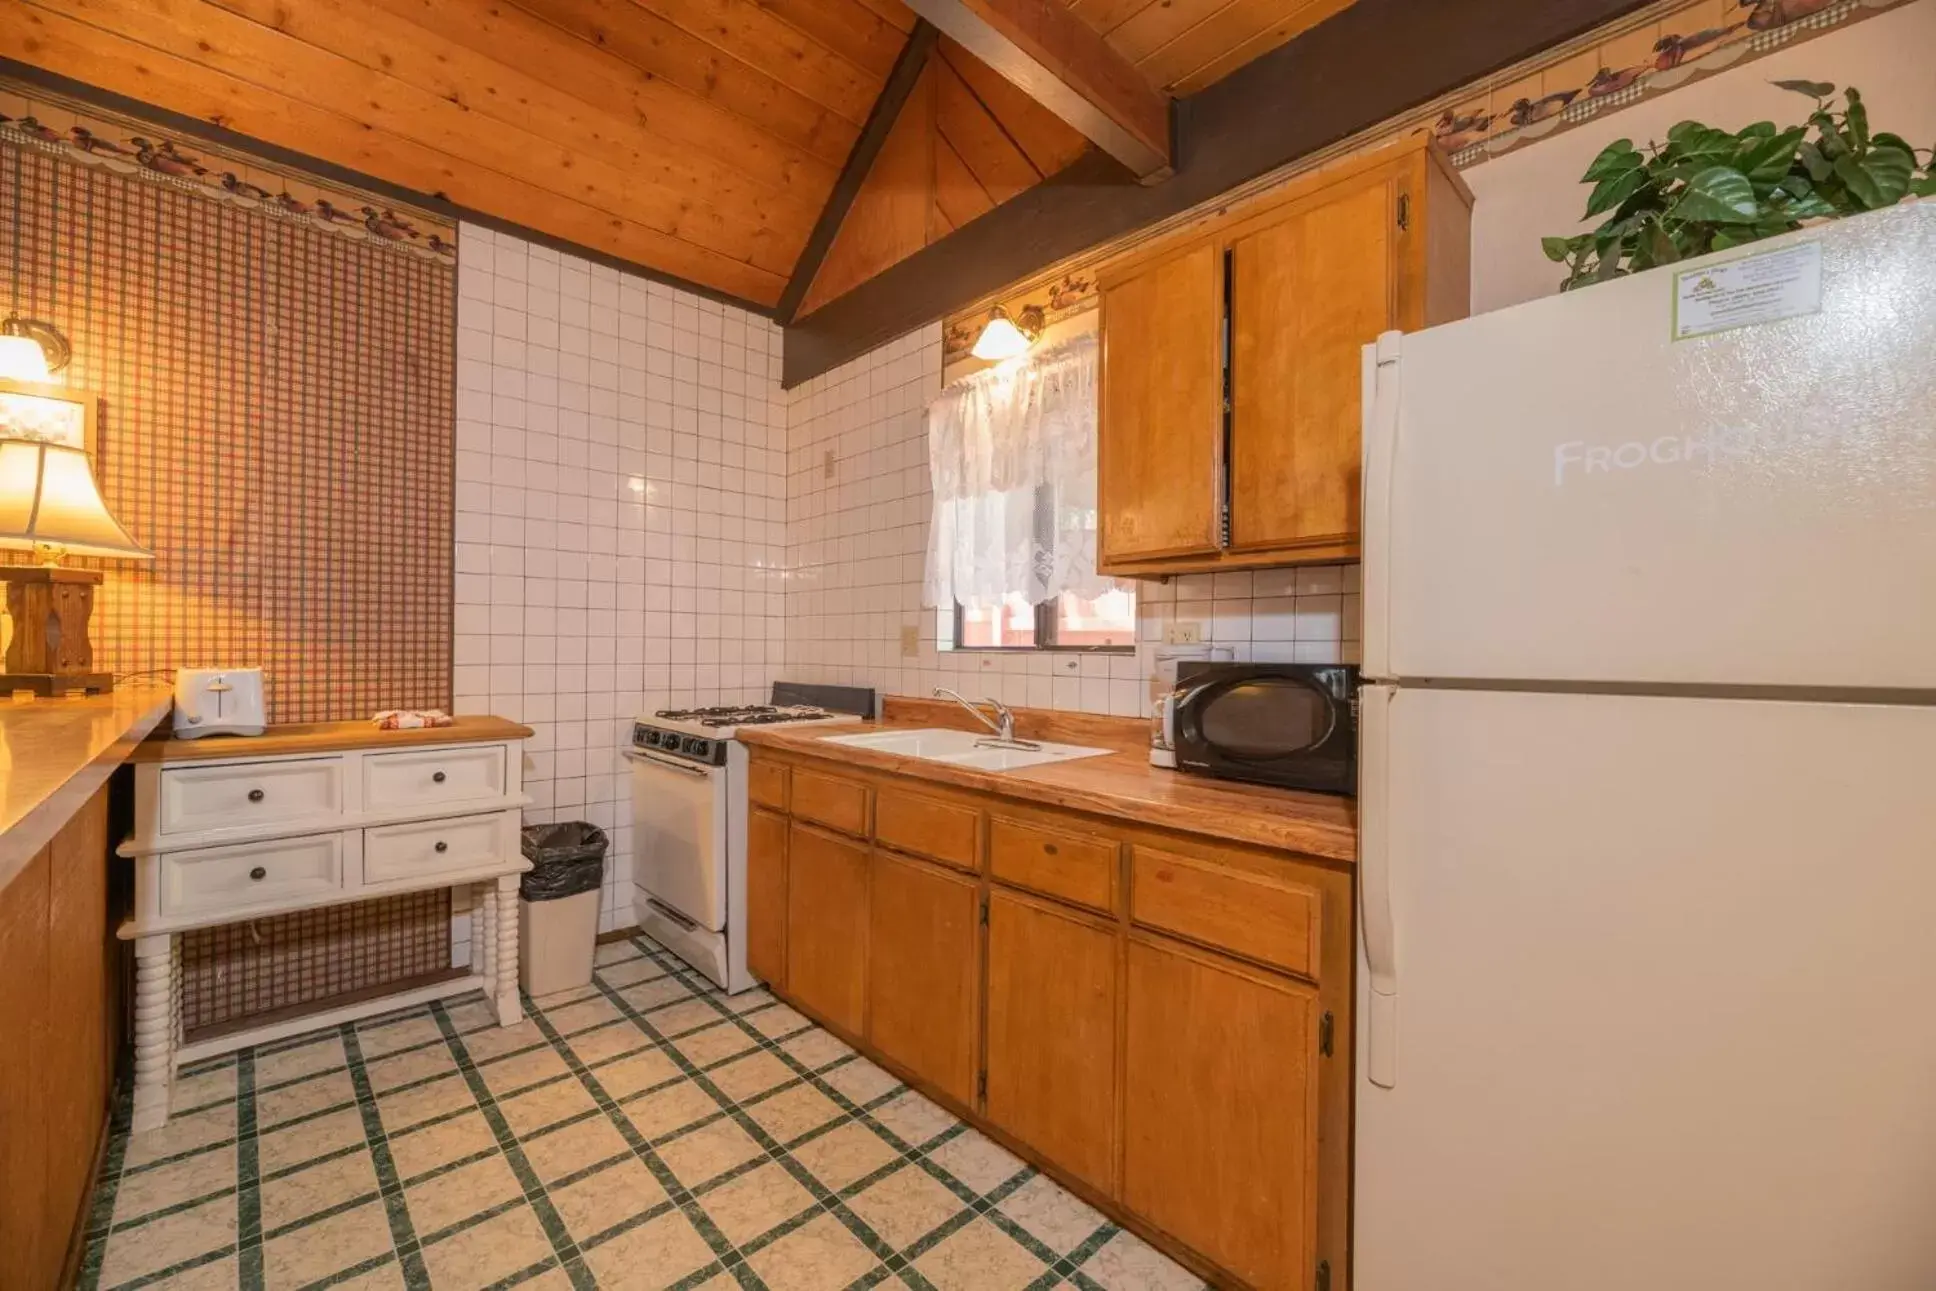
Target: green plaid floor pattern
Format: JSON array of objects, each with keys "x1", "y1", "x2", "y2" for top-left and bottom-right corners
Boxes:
[{"x1": 78, "y1": 935, "x2": 1208, "y2": 1291}]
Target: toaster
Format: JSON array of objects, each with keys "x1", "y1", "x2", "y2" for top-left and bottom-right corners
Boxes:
[{"x1": 173, "y1": 668, "x2": 267, "y2": 738}]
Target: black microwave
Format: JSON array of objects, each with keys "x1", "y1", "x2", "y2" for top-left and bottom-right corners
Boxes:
[{"x1": 1171, "y1": 662, "x2": 1359, "y2": 795}]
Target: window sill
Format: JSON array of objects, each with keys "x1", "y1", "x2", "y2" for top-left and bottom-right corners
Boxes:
[{"x1": 939, "y1": 644, "x2": 1137, "y2": 655}]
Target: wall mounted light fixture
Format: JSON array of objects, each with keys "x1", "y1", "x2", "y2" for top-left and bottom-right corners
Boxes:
[
  {"x1": 0, "y1": 317, "x2": 74, "y2": 383},
  {"x1": 970, "y1": 304, "x2": 1045, "y2": 362}
]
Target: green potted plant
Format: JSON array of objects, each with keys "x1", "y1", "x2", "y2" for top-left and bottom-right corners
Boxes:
[{"x1": 1545, "y1": 82, "x2": 1935, "y2": 288}]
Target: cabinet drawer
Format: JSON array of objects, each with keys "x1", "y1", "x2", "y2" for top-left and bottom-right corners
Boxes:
[
  {"x1": 365, "y1": 813, "x2": 509, "y2": 885},
  {"x1": 160, "y1": 834, "x2": 344, "y2": 918},
  {"x1": 159, "y1": 758, "x2": 343, "y2": 835},
  {"x1": 989, "y1": 816, "x2": 1119, "y2": 914},
  {"x1": 875, "y1": 787, "x2": 980, "y2": 872},
  {"x1": 748, "y1": 759, "x2": 788, "y2": 811},
  {"x1": 1130, "y1": 846, "x2": 1320, "y2": 979},
  {"x1": 364, "y1": 745, "x2": 505, "y2": 812},
  {"x1": 791, "y1": 769, "x2": 869, "y2": 836}
]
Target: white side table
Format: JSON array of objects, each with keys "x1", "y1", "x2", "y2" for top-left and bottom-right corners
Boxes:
[{"x1": 118, "y1": 717, "x2": 535, "y2": 1131}]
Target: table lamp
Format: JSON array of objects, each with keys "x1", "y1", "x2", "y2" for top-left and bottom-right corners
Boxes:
[{"x1": 0, "y1": 437, "x2": 153, "y2": 695}]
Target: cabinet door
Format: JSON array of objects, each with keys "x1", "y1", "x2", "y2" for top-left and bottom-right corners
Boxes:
[
  {"x1": 1229, "y1": 170, "x2": 1396, "y2": 555},
  {"x1": 868, "y1": 850, "x2": 979, "y2": 1106},
  {"x1": 747, "y1": 807, "x2": 788, "y2": 990},
  {"x1": 785, "y1": 822, "x2": 868, "y2": 1036},
  {"x1": 0, "y1": 845, "x2": 52, "y2": 1287},
  {"x1": 1099, "y1": 241, "x2": 1225, "y2": 566},
  {"x1": 984, "y1": 888, "x2": 1119, "y2": 1195},
  {"x1": 1123, "y1": 936, "x2": 1322, "y2": 1290},
  {"x1": 45, "y1": 788, "x2": 110, "y2": 1261}
]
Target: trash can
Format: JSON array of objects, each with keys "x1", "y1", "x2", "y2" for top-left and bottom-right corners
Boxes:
[{"x1": 517, "y1": 822, "x2": 607, "y2": 998}]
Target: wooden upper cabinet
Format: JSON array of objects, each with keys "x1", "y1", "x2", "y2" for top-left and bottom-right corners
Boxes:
[
  {"x1": 1123, "y1": 935, "x2": 1324, "y2": 1290},
  {"x1": 1098, "y1": 137, "x2": 1471, "y2": 577},
  {"x1": 984, "y1": 888, "x2": 1121, "y2": 1196},
  {"x1": 867, "y1": 850, "x2": 980, "y2": 1107},
  {"x1": 746, "y1": 807, "x2": 788, "y2": 991},
  {"x1": 785, "y1": 822, "x2": 869, "y2": 1038},
  {"x1": 1229, "y1": 172, "x2": 1393, "y2": 556},
  {"x1": 1098, "y1": 240, "x2": 1224, "y2": 566}
]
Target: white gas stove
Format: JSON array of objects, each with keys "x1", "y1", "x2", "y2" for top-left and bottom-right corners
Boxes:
[{"x1": 627, "y1": 688, "x2": 872, "y2": 992}]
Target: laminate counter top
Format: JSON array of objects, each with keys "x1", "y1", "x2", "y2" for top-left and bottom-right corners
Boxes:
[
  {"x1": 128, "y1": 715, "x2": 534, "y2": 761},
  {"x1": 0, "y1": 684, "x2": 174, "y2": 892},
  {"x1": 738, "y1": 718, "x2": 1358, "y2": 863}
]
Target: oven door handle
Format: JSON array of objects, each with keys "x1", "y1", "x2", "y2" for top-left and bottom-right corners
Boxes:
[{"x1": 624, "y1": 748, "x2": 713, "y2": 777}]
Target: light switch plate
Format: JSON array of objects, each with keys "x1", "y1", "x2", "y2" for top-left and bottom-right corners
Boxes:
[
  {"x1": 1166, "y1": 621, "x2": 1204, "y2": 644},
  {"x1": 900, "y1": 625, "x2": 919, "y2": 657}
]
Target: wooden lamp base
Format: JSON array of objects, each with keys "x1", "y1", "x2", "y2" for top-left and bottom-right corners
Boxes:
[{"x1": 0, "y1": 564, "x2": 115, "y2": 695}]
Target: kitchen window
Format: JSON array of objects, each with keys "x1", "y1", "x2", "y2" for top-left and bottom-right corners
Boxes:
[
  {"x1": 953, "y1": 588, "x2": 1138, "y2": 650},
  {"x1": 925, "y1": 332, "x2": 1133, "y2": 652}
]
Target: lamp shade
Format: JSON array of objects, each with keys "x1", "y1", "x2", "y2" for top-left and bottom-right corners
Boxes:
[
  {"x1": 0, "y1": 334, "x2": 53, "y2": 383},
  {"x1": 971, "y1": 308, "x2": 1033, "y2": 361},
  {"x1": 0, "y1": 439, "x2": 153, "y2": 560}
]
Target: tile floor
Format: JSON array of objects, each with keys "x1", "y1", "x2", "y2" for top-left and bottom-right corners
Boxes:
[{"x1": 82, "y1": 935, "x2": 1205, "y2": 1290}]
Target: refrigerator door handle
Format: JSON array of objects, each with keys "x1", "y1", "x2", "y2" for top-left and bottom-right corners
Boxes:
[
  {"x1": 1359, "y1": 683, "x2": 1398, "y2": 1087},
  {"x1": 1360, "y1": 331, "x2": 1404, "y2": 679}
]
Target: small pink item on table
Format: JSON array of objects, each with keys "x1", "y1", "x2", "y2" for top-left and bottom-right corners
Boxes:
[{"x1": 373, "y1": 709, "x2": 455, "y2": 730}]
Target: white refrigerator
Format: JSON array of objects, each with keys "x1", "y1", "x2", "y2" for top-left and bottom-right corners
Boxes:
[{"x1": 1355, "y1": 202, "x2": 1936, "y2": 1291}]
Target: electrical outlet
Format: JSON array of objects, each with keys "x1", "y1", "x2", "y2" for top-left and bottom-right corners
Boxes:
[
  {"x1": 1166, "y1": 621, "x2": 1204, "y2": 645},
  {"x1": 900, "y1": 625, "x2": 920, "y2": 657},
  {"x1": 822, "y1": 448, "x2": 836, "y2": 480}
]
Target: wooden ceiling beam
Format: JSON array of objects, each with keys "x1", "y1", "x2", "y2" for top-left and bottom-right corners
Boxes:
[
  {"x1": 777, "y1": 19, "x2": 942, "y2": 323},
  {"x1": 900, "y1": 0, "x2": 1171, "y2": 181},
  {"x1": 783, "y1": 0, "x2": 1658, "y2": 383}
]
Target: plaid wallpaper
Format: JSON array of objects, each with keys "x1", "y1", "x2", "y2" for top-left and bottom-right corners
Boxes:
[{"x1": 0, "y1": 134, "x2": 454, "y2": 723}]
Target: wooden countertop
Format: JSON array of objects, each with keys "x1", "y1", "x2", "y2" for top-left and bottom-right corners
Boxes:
[
  {"x1": 129, "y1": 715, "x2": 535, "y2": 762},
  {"x1": 0, "y1": 684, "x2": 175, "y2": 892},
  {"x1": 738, "y1": 717, "x2": 1358, "y2": 863}
]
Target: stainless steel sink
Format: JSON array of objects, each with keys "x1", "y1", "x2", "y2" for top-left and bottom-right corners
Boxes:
[{"x1": 818, "y1": 727, "x2": 1111, "y2": 772}]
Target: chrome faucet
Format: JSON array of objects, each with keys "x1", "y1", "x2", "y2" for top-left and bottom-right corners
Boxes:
[{"x1": 932, "y1": 688, "x2": 1034, "y2": 749}]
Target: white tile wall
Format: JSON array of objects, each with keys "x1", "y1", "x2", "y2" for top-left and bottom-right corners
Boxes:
[
  {"x1": 782, "y1": 323, "x2": 1361, "y2": 717},
  {"x1": 445, "y1": 245, "x2": 1355, "y2": 937},
  {"x1": 452, "y1": 223, "x2": 789, "y2": 931}
]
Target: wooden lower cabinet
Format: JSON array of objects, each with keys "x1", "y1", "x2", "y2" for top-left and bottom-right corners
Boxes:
[
  {"x1": 755, "y1": 749, "x2": 1351, "y2": 1290},
  {"x1": 784, "y1": 821, "x2": 868, "y2": 1037},
  {"x1": 1124, "y1": 935, "x2": 1324, "y2": 1290},
  {"x1": 984, "y1": 888, "x2": 1120, "y2": 1196},
  {"x1": 746, "y1": 808, "x2": 788, "y2": 990},
  {"x1": 867, "y1": 850, "x2": 978, "y2": 1106},
  {"x1": 0, "y1": 784, "x2": 115, "y2": 1291},
  {"x1": 0, "y1": 836, "x2": 55, "y2": 1288}
]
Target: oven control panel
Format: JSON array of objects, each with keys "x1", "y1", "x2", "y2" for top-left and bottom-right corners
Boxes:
[{"x1": 631, "y1": 724, "x2": 725, "y2": 765}]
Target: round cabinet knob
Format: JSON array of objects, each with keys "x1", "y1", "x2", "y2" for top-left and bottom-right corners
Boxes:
[
  {"x1": 434, "y1": 841, "x2": 449, "y2": 853},
  {"x1": 249, "y1": 866, "x2": 267, "y2": 881},
  {"x1": 247, "y1": 788, "x2": 265, "y2": 803},
  {"x1": 432, "y1": 771, "x2": 447, "y2": 784},
  {"x1": 1043, "y1": 843, "x2": 1059, "y2": 856}
]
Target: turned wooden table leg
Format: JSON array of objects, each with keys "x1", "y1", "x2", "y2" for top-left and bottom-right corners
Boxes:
[
  {"x1": 478, "y1": 882, "x2": 497, "y2": 986},
  {"x1": 492, "y1": 873, "x2": 522, "y2": 1025},
  {"x1": 131, "y1": 934, "x2": 175, "y2": 1133}
]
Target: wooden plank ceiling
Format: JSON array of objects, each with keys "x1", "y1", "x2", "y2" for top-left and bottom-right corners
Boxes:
[
  {"x1": 2, "y1": 0, "x2": 1337, "y2": 311},
  {"x1": 801, "y1": 38, "x2": 1089, "y2": 314},
  {"x1": 2, "y1": 0, "x2": 919, "y2": 306},
  {"x1": 1062, "y1": 0, "x2": 1359, "y2": 95}
]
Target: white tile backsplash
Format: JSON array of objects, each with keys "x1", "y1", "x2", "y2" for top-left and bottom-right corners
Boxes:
[
  {"x1": 453, "y1": 237, "x2": 1357, "y2": 933},
  {"x1": 780, "y1": 323, "x2": 1360, "y2": 716},
  {"x1": 454, "y1": 223, "x2": 788, "y2": 930}
]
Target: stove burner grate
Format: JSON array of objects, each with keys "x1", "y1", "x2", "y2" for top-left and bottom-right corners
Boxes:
[{"x1": 654, "y1": 704, "x2": 837, "y2": 728}]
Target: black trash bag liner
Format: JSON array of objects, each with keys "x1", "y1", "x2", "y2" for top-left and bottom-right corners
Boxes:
[{"x1": 518, "y1": 822, "x2": 607, "y2": 901}]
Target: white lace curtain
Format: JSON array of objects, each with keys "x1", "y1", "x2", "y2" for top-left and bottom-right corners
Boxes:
[{"x1": 922, "y1": 332, "x2": 1123, "y2": 610}]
